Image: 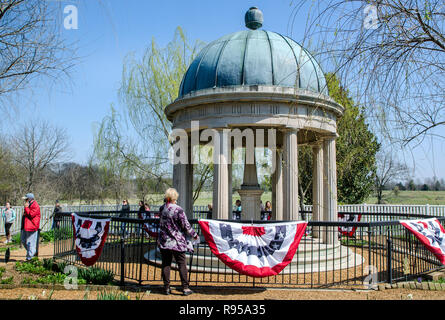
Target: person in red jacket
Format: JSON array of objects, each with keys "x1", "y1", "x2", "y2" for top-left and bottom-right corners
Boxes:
[{"x1": 21, "y1": 193, "x2": 41, "y2": 261}]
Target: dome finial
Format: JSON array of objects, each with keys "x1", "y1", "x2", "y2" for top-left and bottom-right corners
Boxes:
[{"x1": 245, "y1": 7, "x2": 263, "y2": 30}]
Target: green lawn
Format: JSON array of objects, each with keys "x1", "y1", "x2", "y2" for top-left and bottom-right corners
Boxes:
[
  {"x1": 60, "y1": 190, "x2": 445, "y2": 207},
  {"x1": 365, "y1": 190, "x2": 445, "y2": 205}
]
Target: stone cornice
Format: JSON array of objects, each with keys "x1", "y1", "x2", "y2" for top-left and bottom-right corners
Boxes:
[{"x1": 165, "y1": 86, "x2": 345, "y2": 122}]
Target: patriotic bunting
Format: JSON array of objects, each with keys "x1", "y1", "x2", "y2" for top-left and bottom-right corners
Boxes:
[
  {"x1": 141, "y1": 212, "x2": 160, "y2": 238},
  {"x1": 198, "y1": 219, "x2": 307, "y2": 277},
  {"x1": 338, "y1": 213, "x2": 362, "y2": 237},
  {"x1": 71, "y1": 213, "x2": 110, "y2": 266},
  {"x1": 400, "y1": 218, "x2": 445, "y2": 265}
]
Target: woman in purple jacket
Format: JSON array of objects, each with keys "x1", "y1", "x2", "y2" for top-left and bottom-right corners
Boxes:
[{"x1": 158, "y1": 188, "x2": 198, "y2": 296}]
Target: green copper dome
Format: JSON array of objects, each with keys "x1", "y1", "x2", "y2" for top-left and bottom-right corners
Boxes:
[{"x1": 178, "y1": 8, "x2": 328, "y2": 99}]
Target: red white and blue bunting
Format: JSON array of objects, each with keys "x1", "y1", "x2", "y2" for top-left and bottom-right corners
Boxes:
[
  {"x1": 198, "y1": 219, "x2": 307, "y2": 278},
  {"x1": 400, "y1": 218, "x2": 445, "y2": 265},
  {"x1": 71, "y1": 213, "x2": 110, "y2": 266},
  {"x1": 141, "y1": 212, "x2": 159, "y2": 238},
  {"x1": 338, "y1": 213, "x2": 362, "y2": 237}
]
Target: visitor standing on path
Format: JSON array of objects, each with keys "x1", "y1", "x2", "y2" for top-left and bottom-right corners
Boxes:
[
  {"x1": 119, "y1": 199, "x2": 130, "y2": 238},
  {"x1": 2, "y1": 202, "x2": 16, "y2": 243},
  {"x1": 49, "y1": 200, "x2": 62, "y2": 230},
  {"x1": 233, "y1": 199, "x2": 242, "y2": 220},
  {"x1": 21, "y1": 193, "x2": 41, "y2": 261},
  {"x1": 158, "y1": 188, "x2": 198, "y2": 296}
]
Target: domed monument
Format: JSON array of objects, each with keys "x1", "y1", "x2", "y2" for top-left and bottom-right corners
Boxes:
[{"x1": 165, "y1": 7, "x2": 344, "y2": 246}]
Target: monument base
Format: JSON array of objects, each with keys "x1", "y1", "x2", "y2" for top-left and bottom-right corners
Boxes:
[{"x1": 237, "y1": 188, "x2": 264, "y2": 221}]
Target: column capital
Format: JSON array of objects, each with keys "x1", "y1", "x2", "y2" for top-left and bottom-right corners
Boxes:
[
  {"x1": 282, "y1": 127, "x2": 300, "y2": 133},
  {"x1": 321, "y1": 133, "x2": 339, "y2": 141}
]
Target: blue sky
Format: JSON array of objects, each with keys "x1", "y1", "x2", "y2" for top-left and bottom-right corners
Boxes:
[{"x1": 9, "y1": 0, "x2": 445, "y2": 181}]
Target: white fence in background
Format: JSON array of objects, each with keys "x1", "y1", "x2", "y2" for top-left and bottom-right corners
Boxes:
[{"x1": 1, "y1": 203, "x2": 444, "y2": 236}]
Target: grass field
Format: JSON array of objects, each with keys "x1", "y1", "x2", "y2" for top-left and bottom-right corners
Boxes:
[
  {"x1": 365, "y1": 190, "x2": 445, "y2": 205},
  {"x1": 61, "y1": 190, "x2": 445, "y2": 207},
  {"x1": 188, "y1": 190, "x2": 445, "y2": 206}
]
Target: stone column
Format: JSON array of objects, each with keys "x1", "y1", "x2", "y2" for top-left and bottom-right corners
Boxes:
[
  {"x1": 272, "y1": 148, "x2": 283, "y2": 221},
  {"x1": 323, "y1": 135, "x2": 338, "y2": 245},
  {"x1": 213, "y1": 129, "x2": 230, "y2": 220},
  {"x1": 173, "y1": 135, "x2": 194, "y2": 219},
  {"x1": 238, "y1": 149, "x2": 263, "y2": 221},
  {"x1": 282, "y1": 129, "x2": 299, "y2": 221},
  {"x1": 311, "y1": 142, "x2": 323, "y2": 238}
]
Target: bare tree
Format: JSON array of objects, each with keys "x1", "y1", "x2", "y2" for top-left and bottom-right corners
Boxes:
[
  {"x1": 9, "y1": 120, "x2": 70, "y2": 191},
  {"x1": 293, "y1": 1, "x2": 445, "y2": 146},
  {"x1": 0, "y1": 0, "x2": 76, "y2": 108},
  {"x1": 375, "y1": 150, "x2": 410, "y2": 203}
]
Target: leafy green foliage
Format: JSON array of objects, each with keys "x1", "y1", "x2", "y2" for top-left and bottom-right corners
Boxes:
[
  {"x1": 42, "y1": 259, "x2": 115, "y2": 285},
  {"x1": 39, "y1": 228, "x2": 72, "y2": 243},
  {"x1": 15, "y1": 258, "x2": 51, "y2": 276},
  {"x1": 11, "y1": 233, "x2": 21, "y2": 245},
  {"x1": 78, "y1": 267, "x2": 115, "y2": 285},
  {"x1": 0, "y1": 276, "x2": 13, "y2": 284}
]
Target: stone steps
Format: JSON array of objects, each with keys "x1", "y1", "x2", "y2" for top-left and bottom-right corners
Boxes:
[{"x1": 144, "y1": 237, "x2": 364, "y2": 274}]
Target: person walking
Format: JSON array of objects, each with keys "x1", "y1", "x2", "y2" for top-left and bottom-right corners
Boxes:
[
  {"x1": 2, "y1": 202, "x2": 16, "y2": 244},
  {"x1": 21, "y1": 193, "x2": 41, "y2": 261},
  {"x1": 158, "y1": 188, "x2": 198, "y2": 296}
]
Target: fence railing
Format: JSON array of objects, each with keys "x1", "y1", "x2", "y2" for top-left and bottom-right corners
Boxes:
[
  {"x1": 2, "y1": 203, "x2": 444, "y2": 237},
  {"x1": 52, "y1": 210, "x2": 445, "y2": 289}
]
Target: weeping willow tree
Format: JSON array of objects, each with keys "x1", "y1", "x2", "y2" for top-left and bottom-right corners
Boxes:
[{"x1": 94, "y1": 27, "x2": 210, "y2": 202}]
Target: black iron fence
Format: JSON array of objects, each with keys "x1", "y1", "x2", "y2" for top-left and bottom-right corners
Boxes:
[{"x1": 53, "y1": 211, "x2": 445, "y2": 289}]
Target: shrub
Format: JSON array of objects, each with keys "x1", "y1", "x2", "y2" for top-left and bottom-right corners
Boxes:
[
  {"x1": 78, "y1": 267, "x2": 115, "y2": 285},
  {"x1": 39, "y1": 231, "x2": 54, "y2": 243},
  {"x1": 42, "y1": 258, "x2": 69, "y2": 274},
  {"x1": 54, "y1": 228, "x2": 72, "y2": 240}
]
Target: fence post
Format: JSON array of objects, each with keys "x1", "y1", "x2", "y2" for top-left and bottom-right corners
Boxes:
[
  {"x1": 426, "y1": 204, "x2": 430, "y2": 216},
  {"x1": 387, "y1": 230, "x2": 393, "y2": 284},
  {"x1": 120, "y1": 234, "x2": 125, "y2": 287}
]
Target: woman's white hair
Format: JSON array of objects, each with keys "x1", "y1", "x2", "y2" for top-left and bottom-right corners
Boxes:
[{"x1": 165, "y1": 188, "x2": 179, "y2": 202}]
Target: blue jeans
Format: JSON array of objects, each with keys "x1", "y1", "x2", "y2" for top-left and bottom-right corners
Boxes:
[{"x1": 21, "y1": 230, "x2": 38, "y2": 260}]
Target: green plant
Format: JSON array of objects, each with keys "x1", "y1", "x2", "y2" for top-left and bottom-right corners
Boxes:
[
  {"x1": 83, "y1": 288, "x2": 90, "y2": 300},
  {"x1": 39, "y1": 231, "x2": 54, "y2": 242},
  {"x1": 0, "y1": 276, "x2": 13, "y2": 284},
  {"x1": 97, "y1": 290, "x2": 130, "y2": 300},
  {"x1": 78, "y1": 267, "x2": 115, "y2": 285},
  {"x1": 54, "y1": 228, "x2": 73, "y2": 240},
  {"x1": 11, "y1": 233, "x2": 21, "y2": 245},
  {"x1": 15, "y1": 259, "x2": 50, "y2": 276}
]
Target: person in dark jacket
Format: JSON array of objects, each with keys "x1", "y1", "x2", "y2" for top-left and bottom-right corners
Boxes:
[
  {"x1": 136, "y1": 200, "x2": 145, "y2": 235},
  {"x1": 49, "y1": 200, "x2": 62, "y2": 230},
  {"x1": 119, "y1": 199, "x2": 130, "y2": 238},
  {"x1": 158, "y1": 188, "x2": 198, "y2": 296},
  {"x1": 21, "y1": 193, "x2": 41, "y2": 261}
]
